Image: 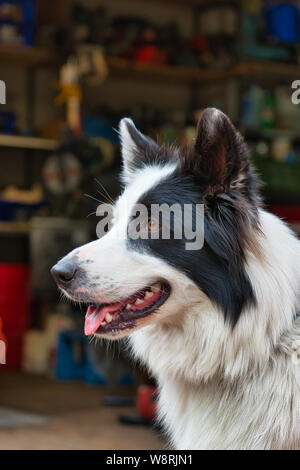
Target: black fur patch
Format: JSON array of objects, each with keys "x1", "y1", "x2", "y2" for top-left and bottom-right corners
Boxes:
[
  {"x1": 128, "y1": 172, "x2": 257, "y2": 325},
  {"x1": 122, "y1": 109, "x2": 261, "y2": 325}
]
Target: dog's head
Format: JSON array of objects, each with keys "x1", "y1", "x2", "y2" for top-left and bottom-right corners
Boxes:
[{"x1": 51, "y1": 108, "x2": 260, "y2": 340}]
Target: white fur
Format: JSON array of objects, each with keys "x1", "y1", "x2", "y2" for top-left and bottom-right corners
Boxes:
[
  {"x1": 63, "y1": 161, "x2": 300, "y2": 449},
  {"x1": 129, "y1": 210, "x2": 300, "y2": 449}
]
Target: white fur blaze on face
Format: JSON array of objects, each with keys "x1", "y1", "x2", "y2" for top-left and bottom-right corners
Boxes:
[{"x1": 61, "y1": 162, "x2": 202, "y2": 339}]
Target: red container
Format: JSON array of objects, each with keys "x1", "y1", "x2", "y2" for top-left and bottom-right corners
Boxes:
[
  {"x1": 2, "y1": 337, "x2": 23, "y2": 370},
  {"x1": 0, "y1": 264, "x2": 30, "y2": 303},
  {"x1": 0, "y1": 303, "x2": 30, "y2": 338},
  {"x1": 0, "y1": 264, "x2": 30, "y2": 337},
  {"x1": 0, "y1": 264, "x2": 31, "y2": 370}
]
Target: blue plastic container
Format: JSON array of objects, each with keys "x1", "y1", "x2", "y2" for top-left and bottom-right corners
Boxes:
[
  {"x1": 55, "y1": 330, "x2": 134, "y2": 386},
  {"x1": 0, "y1": 0, "x2": 36, "y2": 45},
  {"x1": 264, "y1": 3, "x2": 300, "y2": 44},
  {"x1": 55, "y1": 330, "x2": 108, "y2": 384},
  {"x1": 55, "y1": 331, "x2": 86, "y2": 381}
]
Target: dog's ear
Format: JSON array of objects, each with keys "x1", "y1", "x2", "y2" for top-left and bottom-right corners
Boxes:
[
  {"x1": 119, "y1": 118, "x2": 159, "y2": 184},
  {"x1": 188, "y1": 108, "x2": 250, "y2": 196}
]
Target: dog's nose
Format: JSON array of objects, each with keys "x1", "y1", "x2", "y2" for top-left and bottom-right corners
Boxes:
[{"x1": 51, "y1": 260, "x2": 77, "y2": 286}]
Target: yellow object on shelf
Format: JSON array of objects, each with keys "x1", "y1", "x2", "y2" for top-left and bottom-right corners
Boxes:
[
  {"x1": 55, "y1": 57, "x2": 82, "y2": 136},
  {"x1": 1, "y1": 184, "x2": 44, "y2": 204}
]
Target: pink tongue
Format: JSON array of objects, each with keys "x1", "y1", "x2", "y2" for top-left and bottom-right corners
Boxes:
[
  {"x1": 84, "y1": 302, "x2": 123, "y2": 335},
  {"x1": 84, "y1": 289, "x2": 163, "y2": 335}
]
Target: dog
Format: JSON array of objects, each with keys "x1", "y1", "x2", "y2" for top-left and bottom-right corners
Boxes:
[{"x1": 51, "y1": 108, "x2": 300, "y2": 450}]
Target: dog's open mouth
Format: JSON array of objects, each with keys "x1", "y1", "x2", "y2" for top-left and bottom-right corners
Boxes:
[{"x1": 84, "y1": 282, "x2": 170, "y2": 335}]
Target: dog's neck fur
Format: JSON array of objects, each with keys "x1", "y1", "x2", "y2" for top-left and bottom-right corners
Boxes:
[{"x1": 129, "y1": 209, "x2": 300, "y2": 449}]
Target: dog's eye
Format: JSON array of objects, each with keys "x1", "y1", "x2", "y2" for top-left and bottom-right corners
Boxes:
[{"x1": 148, "y1": 217, "x2": 160, "y2": 232}]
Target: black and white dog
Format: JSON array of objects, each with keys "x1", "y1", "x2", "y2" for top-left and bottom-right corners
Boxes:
[{"x1": 51, "y1": 108, "x2": 300, "y2": 450}]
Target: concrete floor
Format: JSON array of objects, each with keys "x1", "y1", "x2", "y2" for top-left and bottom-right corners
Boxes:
[{"x1": 0, "y1": 372, "x2": 165, "y2": 450}]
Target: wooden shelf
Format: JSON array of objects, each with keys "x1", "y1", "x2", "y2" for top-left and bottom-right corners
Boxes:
[
  {"x1": 154, "y1": 0, "x2": 240, "y2": 7},
  {"x1": 0, "y1": 134, "x2": 58, "y2": 151},
  {"x1": 0, "y1": 46, "x2": 298, "y2": 80},
  {"x1": 107, "y1": 57, "x2": 300, "y2": 85},
  {"x1": 107, "y1": 57, "x2": 233, "y2": 84},
  {"x1": 235, "y1": 61, "x2": 300, "y2": 80},
  {"x1": 0, "y1": 44, "x2": 59, "y2": 67},
  {"x1": 0, "y1": 221, "x2": 30, "y2": 235}
]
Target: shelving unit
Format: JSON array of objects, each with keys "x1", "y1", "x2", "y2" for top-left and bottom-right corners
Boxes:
[
  {"x1": 0, "y1": 0, "x2": 298, "y2": 224},
  {"x1": 0, "y1": 45, "x2": 297, "y2": 85},
  {"x1": 107, "y1": 57, "x2": 231, "y2": 84},
  {"x1": 0, "y1": 221, "x2": 30, "y2": 235},
  {"x1": 107, "y1": 57, "x2": 300, "y2": 85},
  {"x1": 234, "y1": 61, "x2": 300, "y2": 81},
  {"x1": 0, "y1": 134, "x2": 58, "y2": 151},
  {"x1": 154, "y1": 0, "x2": 240, "y2": 7},
  {"x1": 0, "y1": 43, "x2": 60, "y2": 236},
  {"x1": 0, "y1": 44, "x2": 59, "y2": 67}
]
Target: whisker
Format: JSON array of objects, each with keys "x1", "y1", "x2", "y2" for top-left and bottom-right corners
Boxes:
[
  {"x1": 94, "y1": 178, "x2": 114, "y2": 204},
  {"x1": 96, "y1": 189, "x2": 112, "y2": 204},
  {"x1": 84, "y1": 193, "x2": 103, "y2": 204},
  {"x1": 86, "y1": 211, "x2": 97, "y2": 218}
]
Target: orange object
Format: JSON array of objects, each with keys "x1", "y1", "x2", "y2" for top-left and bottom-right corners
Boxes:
[{"x1": 136, "y1": 385, "x2": 158, "y2": 421}]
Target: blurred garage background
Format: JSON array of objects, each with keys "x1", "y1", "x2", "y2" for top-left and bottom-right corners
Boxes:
[{"x1": 0, "y1": 0, "x2": 299, "y2": 450}]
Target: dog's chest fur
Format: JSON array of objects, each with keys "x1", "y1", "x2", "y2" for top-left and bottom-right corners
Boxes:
[
  {"x1": 131, "y1": 319, "x2": 300, "y2": 450},
  {"x1": 158, "y1": 363, "x2": 299, "y2": 450}
]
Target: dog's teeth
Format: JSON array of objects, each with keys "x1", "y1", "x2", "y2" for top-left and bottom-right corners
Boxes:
[
  {"x1": 105, "y1": 313, "x2": 113, "y2": 323},
  {"x1": 135, "y1": 298, "x2": 143, "y2": 305},
  {"x1": 151, "y1": 284, "x2": 161, "y2": 293},
  {"x1": 126, "y1": 304, "x2": 132, "y2": 310},
  {"x1": 145, "y1": 291, "x2": 154, "y2": 299}
]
